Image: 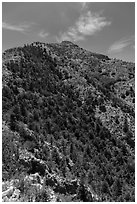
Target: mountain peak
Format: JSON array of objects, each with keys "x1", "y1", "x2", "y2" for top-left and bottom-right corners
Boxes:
[{"x1": 61, "y1": 40, "x2": 75, "y2": 45}]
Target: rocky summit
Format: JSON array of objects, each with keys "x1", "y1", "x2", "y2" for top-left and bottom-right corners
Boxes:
[{"x1": 2, "y1": 41, "x2": 135, "y2": 202}]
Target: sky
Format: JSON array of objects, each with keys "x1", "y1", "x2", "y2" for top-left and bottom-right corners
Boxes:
[{"x1": 2, "y1": 2, "x2": 135, "y2": 62}]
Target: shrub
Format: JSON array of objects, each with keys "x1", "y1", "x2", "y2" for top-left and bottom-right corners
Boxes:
[
  {"x1": 99, "y1": 105, "x2": 106, "y2": 112},
  {"x1": 35, "y1": 189, "x2": 49, "y2": 202}
]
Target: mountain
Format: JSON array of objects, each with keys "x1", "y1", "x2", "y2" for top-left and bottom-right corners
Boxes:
[{"x1": 2, "y1": 41, "x2": 135, "y2": 202}]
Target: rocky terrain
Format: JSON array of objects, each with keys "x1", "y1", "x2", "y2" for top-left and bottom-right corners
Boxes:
[{"x1": 2, "y1": 41, "x2": 135, "y2": 201}]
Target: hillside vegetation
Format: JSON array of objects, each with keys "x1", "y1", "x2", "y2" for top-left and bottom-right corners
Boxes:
[{"x1": 2, "y1": 41, "x2": 135, "y2": 201}]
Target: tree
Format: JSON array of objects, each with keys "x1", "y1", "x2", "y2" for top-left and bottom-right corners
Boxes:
[
  {"x1": 10, "y1": 112, "x2": 17, "y2": 131},
  {"x1": 2, "y1": 129, "x2": 19, "y2": 180},
  {"x1": 51, "y1": 148, "x2": 60, "y2": 166},
  {"x1": 102, "y1": 180, "x2": 110, "y2": 194},
  {"x1": 112, "y1": 178, "x2": 122, "y2": 198},
  {"x1": 123, "y1": 117, "x2": 129, "y2": 133}
]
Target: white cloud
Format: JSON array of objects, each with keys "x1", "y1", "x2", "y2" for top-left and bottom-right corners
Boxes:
[
  {"x1": 57, "y1": 11, "x2": 111, "y2": 42},
  {"x1": 38, "y1": 30, "x2": 49, "y2": 38},
  {"x1": 80, "y1": 2, "x2": 88, "y2": 10},
  {"x1": 76, "y1": 11, "x2": 111, "y2": 35},
  {"x1": 108, "y1": 36, "x2": 135, "y2": 53},
  {"x1": 2, "y1": 22, "x2": 30, "y2": 32},
  {"x1": 56, "y1": 30, "x2": 84, "y2": 42}
]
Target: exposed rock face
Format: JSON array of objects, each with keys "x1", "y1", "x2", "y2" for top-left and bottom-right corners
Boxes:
[
  {"x1": 2, "y1": 180, "x2": 20, "y2": 202},
  {"x1": 2, "y1": 171, "x2": 100, "y2": 202},
  {"x1": 2, "y1": 41, "x2": 135, "y2": 202}
]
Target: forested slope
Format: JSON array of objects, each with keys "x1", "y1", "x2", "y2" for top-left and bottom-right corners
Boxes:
[{"x1": 2, "y1": 41, "x2": 135, "y2": 202}]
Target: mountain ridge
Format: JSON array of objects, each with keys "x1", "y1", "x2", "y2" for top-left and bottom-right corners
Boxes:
[{"x1": 2, "y1": 41, "x2": 135, "y2": 202}]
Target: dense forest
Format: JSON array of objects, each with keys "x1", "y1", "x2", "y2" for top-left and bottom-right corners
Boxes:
[{"x1": 2, "y1": 41, "x2": 135, "y2": 202}]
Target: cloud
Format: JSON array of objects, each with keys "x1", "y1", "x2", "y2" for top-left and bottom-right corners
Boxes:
[
  {"x1": 76, "y1": 11, "x2": 111, "y2": 35},
  {"x1": 57, "y1": 30, "x2": 84, "y2": 42},
  {"x1": 108, "y1": 36, "x2": 135, "y2": 53},
  {"x1": 80, "y1": 2, "x2": 88, "y2": 10},
  {"x1": 2, "y1": 22, "x2": 31, "y2": 32},
  {"x1": 38, "y1": 30, "x2": 49, "y2": 38},
  {"x1": 56, "y1": 11, "x2": 111, "y2": 42}
]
